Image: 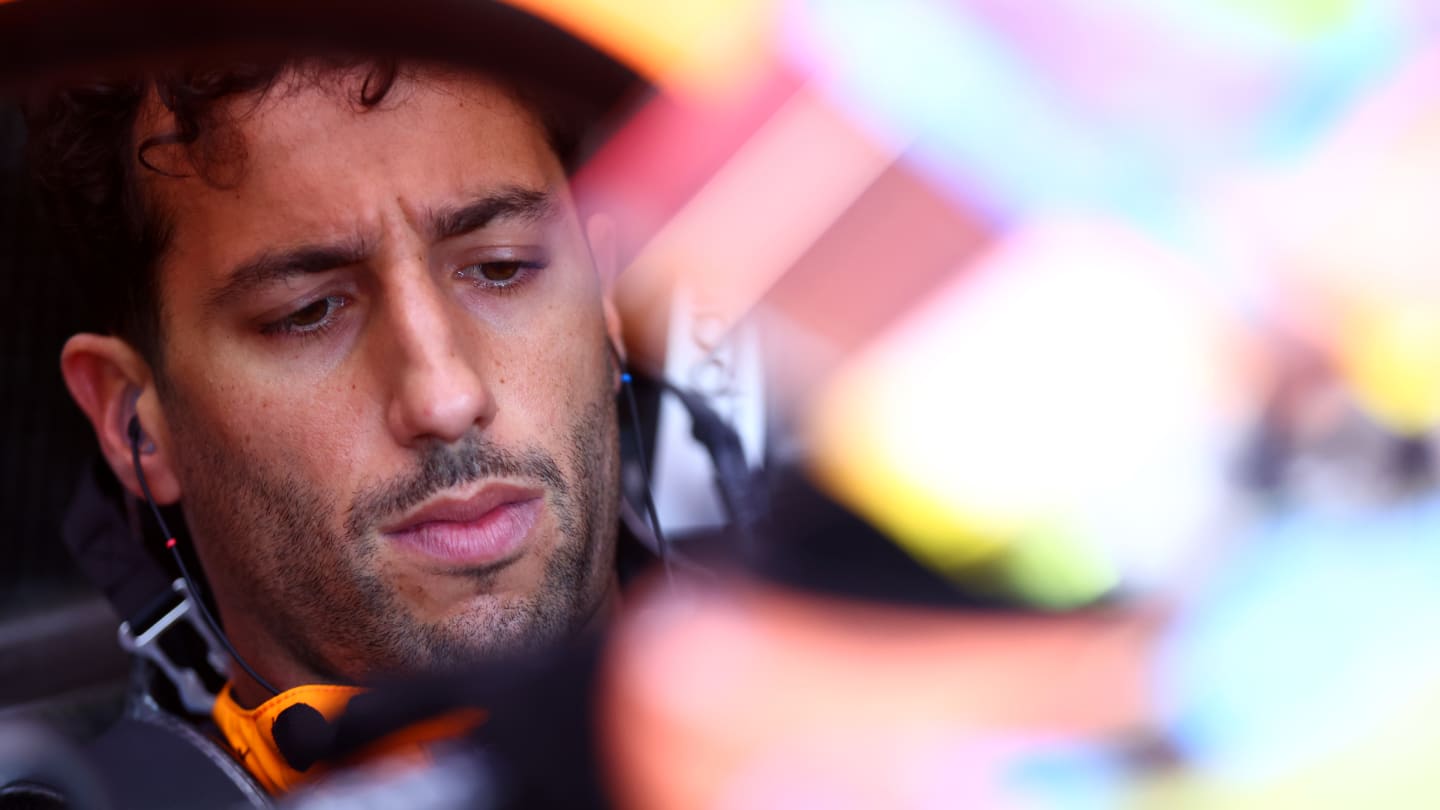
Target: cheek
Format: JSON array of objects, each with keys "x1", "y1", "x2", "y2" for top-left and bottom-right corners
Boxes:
[
  {"x1": 173, "y1": 356, "x2": 371, "y2": 492},
  {"x1": 494, "y1": 303, "x2": 609, "y2": 430}
]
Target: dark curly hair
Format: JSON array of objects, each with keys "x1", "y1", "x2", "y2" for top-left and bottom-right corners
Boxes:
[{"x1": 26, "y1": 56, "x2": 579, "y2": 368}]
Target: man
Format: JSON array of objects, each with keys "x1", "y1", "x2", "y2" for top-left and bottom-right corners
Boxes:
[{"x1": 20, "y1": 54, "x2": 633, "y2": 797}]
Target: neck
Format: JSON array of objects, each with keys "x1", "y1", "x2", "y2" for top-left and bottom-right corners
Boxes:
[
  {"x1": 221, "y1": 622, "x2": 330, "y2": 709},
  {"x1": 228, "y1": 667, "x2": 280, "y2": 710},
  {"x1": 226, "y1": 572, "x2": 624, "y2": 709}
]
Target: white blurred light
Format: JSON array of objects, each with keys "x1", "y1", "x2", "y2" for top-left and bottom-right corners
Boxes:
[{"x1": 810, "y1": 217, "x2": 1243, "y2": 596}]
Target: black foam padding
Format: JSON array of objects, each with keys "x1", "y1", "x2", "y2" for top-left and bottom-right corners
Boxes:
[{"x1": 737, "y1": 467, "x2": 1001, "y2": 610}]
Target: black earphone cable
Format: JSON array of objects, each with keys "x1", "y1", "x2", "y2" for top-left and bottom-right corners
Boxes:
[
  {"x1": 607, "y1": 337, "x2": 673, "y2": 576},
  {"x1": 128, "y1": 417, "x2": 281, "y2": 698},
  {"x1": 615, "y1": 360, "x2": 673, "y2": 583}
]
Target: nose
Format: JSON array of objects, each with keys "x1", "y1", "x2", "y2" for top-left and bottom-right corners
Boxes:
[{"x1": 381, "y1": 272, "x2": 495, "y2": 446}]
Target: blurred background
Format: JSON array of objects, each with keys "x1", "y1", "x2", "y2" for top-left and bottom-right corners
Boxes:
[
  {"x1": 556, "y1": 0, "x2": 1440, "y2": 805},
  {"x1": 6, "y1": 0, "x2": 1440, "y2": 807}
]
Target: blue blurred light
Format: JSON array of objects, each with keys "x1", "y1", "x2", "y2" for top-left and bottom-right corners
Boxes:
[
  {"x1": 1159, "y1": 494, "x2": 1440, "y2": 780},
  {"x1": 1004, "y1": 741, "x2": 1130, "y2": 810}
]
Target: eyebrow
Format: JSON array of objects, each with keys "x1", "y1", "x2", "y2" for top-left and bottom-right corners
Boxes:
[
  {"x1": 427, "y1": 185, "x2": 556, "y2": 242},
  {"x1": 203, "y1": 186, "x2": 556, "y2": 313},
  {"x1": 204, "y1": 236, "x2": 372, "y2": 313}
]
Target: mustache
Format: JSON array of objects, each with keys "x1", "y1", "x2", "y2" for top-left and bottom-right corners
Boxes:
[{"x1": 345, "y1": 432, "x2": 567, "y2": 538}]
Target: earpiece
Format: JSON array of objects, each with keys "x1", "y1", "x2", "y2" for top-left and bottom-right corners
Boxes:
[
  {"x1": 122, "y1": 387, "x2": 155, "y2": 454},
  {"x1": 126, "y1": 415, "x2": 149, "y2": 452}
]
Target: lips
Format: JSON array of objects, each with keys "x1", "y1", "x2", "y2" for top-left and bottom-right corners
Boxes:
[{"x1": 381, "y1": 483, "x2": 543, "y2": 566}]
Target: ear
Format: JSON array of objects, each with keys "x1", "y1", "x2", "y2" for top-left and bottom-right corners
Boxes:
[
  {"x1": 60, "y1": 334, "x2": 182, "y2": 505},
  {"x1": 586, "y1": 213, "x2": 627, "y2": 364}
]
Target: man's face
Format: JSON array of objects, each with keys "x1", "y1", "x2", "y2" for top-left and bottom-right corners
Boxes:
[{"x1": 138, "y1": 68, "x2": 621, "y2": 688}]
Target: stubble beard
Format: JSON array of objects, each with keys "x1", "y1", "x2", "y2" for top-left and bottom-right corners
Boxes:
[{"x1": 171, "y1": 391, "x2": 620, "y2": 684}]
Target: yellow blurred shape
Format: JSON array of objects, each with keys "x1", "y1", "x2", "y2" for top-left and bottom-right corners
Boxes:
[
  {"x1": 1003, "y1": 530, "x2": 1121, "y2": 611},
  {"x1": 1336, "y1": 298, "x2": 1440, "y2": 435},
  {"x1": 506, "y1": 0, "x2": 776, "y2": 95}
]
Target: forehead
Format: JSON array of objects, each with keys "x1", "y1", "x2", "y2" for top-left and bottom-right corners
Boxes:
[{"x1": 137, "y1": 67, "x2": 564, "y2": 282}]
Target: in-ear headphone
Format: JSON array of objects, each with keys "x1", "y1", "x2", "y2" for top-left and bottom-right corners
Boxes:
[
  {"x1": 125, "y1": 414, "x2": 152, "y2": 455},
  {"x1": 123, "y1": 387, "x2": 155, "y2": 454}
]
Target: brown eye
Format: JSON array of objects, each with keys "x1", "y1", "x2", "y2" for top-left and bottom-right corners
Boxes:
[
  {"x1": 480, "y1": 262, "x2": 522, "y2": 282},
  {"x1": 289, "y1": 298, "x2": 333, "y2": 327},
  {"x1": 267, "y1": 295, "x2": 346, "y2": 336},
  {"x1": 458, "y1": 258, "x2": 545, "y2": 291}
]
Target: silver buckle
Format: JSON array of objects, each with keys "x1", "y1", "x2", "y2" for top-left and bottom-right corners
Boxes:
[{"x1": 117, "y1": 579, "x2": 229, "y2": 715}]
